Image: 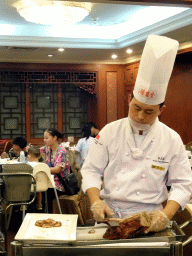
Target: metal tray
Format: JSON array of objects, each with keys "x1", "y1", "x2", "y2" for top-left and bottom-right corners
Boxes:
[
  {"x1": 70, "y1": 221, "x2": 185, "y2": 246},
  {"x1": 14, "y1": 218, "x2": 184, "y2": 247}
]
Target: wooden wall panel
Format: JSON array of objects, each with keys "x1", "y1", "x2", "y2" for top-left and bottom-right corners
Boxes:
[
  {"x1": 116, "y1": 67, "x2": 125, "y2": 120},
  {"x1": 96, "y1": 67, "x2": 107, "y2": 130},
  {"x1": 160, "y1": 52, "x2": 192, "y2": 145},
  {"x1": 124, "y1": 63, "x2": 139, "y2": 87},
  {"x1": 87, "y1": 96, "x2": 97, "y2": 124},
  {"x1": 106, "y1": 72, "x2": 117, "y2": 123},
  {"x1": 95, "y1": 64, "x2": 125, "y2": 130},
  {"x1": 124, "y1": 62, "x2": 139, "y2": 116}
]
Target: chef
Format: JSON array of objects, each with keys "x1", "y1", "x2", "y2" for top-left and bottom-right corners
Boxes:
[{"x1": 81, "y1": 35, "x2": 192, "y2": 233}]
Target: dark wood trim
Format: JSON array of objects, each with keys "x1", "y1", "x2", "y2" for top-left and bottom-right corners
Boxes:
[
  {"x1": 25, "y1": 81, "x2": 31, "y2": 142},
  {"x1": 178, "y1": 47, "x2": 192, "y2": 55},
  {"x1": 57, "y1": 83, "x2": 63, "y2": 133},
  {"x1": 102, "y1": 0, "x2": 192, "y2": 6},
  {"x1": 0, "y1": 62, "x2": 101, "y2": 72}
]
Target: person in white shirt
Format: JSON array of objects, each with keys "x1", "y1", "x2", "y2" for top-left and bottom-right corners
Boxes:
[
  {"x1": 75, "y1": 123, "x2": 94, "y2": 167},
  {"x1": 81, "y1": 35, "x2": 192, "y2": 233}
]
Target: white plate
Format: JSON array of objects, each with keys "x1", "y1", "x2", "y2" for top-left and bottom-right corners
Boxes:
[{"x1": 15, "y1": 213, "x2": 78, "y2": 244}]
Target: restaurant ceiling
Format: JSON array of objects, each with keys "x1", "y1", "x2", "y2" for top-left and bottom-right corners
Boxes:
[{"x1": 0, "y1": 0, "x2": 192, "y2": 64}]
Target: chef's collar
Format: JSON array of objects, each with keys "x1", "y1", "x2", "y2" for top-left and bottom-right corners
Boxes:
[
  {"x1": 128, "y1": 117, "x2": 151, "y2": 135},
  {"x1": 133, "y1": 128, "x2": 149, "y2": 136}
]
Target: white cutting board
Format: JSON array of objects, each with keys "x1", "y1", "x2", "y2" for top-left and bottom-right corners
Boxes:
[{"x1": 76, "y1": 226, "x2": 107, "y2": 241}]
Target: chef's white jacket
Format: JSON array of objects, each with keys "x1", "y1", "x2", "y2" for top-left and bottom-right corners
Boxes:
[{"x1": 81, "y1": 118, "x2": 192, "y2": 216}]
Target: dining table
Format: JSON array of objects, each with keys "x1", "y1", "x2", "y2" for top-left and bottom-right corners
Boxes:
[{"x1": 0, "y1": 158, "x2": 24, "y2": 172}]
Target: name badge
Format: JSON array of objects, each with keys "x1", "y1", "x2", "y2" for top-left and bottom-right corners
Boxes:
[{"x1": 151, "y1": 165, "x2": 165, "y2": 171}]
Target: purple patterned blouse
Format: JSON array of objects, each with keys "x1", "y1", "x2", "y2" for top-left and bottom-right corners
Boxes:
[{"x1": 40, "y1": 144, "x2": 70, "y2": 192}]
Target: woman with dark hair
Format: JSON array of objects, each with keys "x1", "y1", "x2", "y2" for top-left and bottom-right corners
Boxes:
[
  {"x1": 75, "y1": 123, "x2": 94, "y2": 167},
  {"x1": 40, "y1": 128, "x2": 70, "y2": 212},
  {"x1": 88, "y1": 122, "x2": 99, "y2": 138}
]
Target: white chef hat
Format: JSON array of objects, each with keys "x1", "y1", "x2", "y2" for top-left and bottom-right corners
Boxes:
[{"x1": 133, "y1": 35, "x2": 179, "y2": 105}]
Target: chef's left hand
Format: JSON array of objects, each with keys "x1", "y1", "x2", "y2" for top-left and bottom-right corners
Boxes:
[{"x1": 145, "y1": 210, "x2": 170, "y2": 234}]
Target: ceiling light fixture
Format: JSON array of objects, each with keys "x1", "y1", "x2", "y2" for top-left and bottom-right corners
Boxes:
[
  {"x1": 58, "y1": 48, "x2": 65, "y2": 52},
  {"x1": 111, "y1": 54, "x2": 117, "y2": 59},
  {"x1": 126, "y1": 49, "x2": 133, "y2": 54},
  {"x1": 48, "y1": 54, "x2": 53, "y2": 57},
  {"x1": 13, "y1": 0, "x2": 92, "y2": 25}
]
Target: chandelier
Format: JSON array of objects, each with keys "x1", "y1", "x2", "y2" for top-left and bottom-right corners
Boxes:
[{"x1": 13, "y1": 0, "x2": 92, "y2": 25}]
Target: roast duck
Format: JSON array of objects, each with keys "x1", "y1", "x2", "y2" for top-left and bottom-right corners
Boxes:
[{"x1": 101, "y1": 211, "x2": 151, "y2": 240}]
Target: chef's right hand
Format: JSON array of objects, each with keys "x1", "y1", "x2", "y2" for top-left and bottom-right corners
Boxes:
[
  {"x1": 90, "y1": 200, "x2": 114, "y2": 222},
  {"x1": 145, "y1": 210, "x2": 170, "y2": 233}
]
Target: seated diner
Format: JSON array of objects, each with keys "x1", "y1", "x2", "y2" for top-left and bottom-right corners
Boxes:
[{"x1": 40, "y1": 128, "x2": 71, "y2": 212}]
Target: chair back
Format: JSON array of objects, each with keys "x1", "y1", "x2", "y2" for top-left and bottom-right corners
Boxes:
[
  {"x1": 32, "y1": 163, "x2": 54, "y2": 192},
  {"x1": 2, "y1": 163, "x2": 33, "y2": 202},
  {"x1": 67, "y1": 149, "x2": 82, "y2": 188},
  {"x1": 3, "y1": 141, "x2": 12, "y2": 153}
]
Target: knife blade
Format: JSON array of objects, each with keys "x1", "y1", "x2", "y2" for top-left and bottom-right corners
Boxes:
[{"x1": 98, "y1": 218, "x2": 123, "y2": 227}]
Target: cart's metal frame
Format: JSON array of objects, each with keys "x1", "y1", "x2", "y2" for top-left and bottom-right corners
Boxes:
[
  {"x1": 11, "y1": 220, "x2": 192, "y2": 256},
  {"x1": 11, "y1": 240, "x2": 183, "y2": 256}
]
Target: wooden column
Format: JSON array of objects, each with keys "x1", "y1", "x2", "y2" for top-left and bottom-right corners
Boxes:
[
  {"x1": 106, "y1": 72, "x2": 117, "y2": 123},
  {"x1": 25, "y1": 81, "x2": 31, "y2": 142},
  {"x1": 57, "y1": 83, "x2": 63, "y2": 132}
]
